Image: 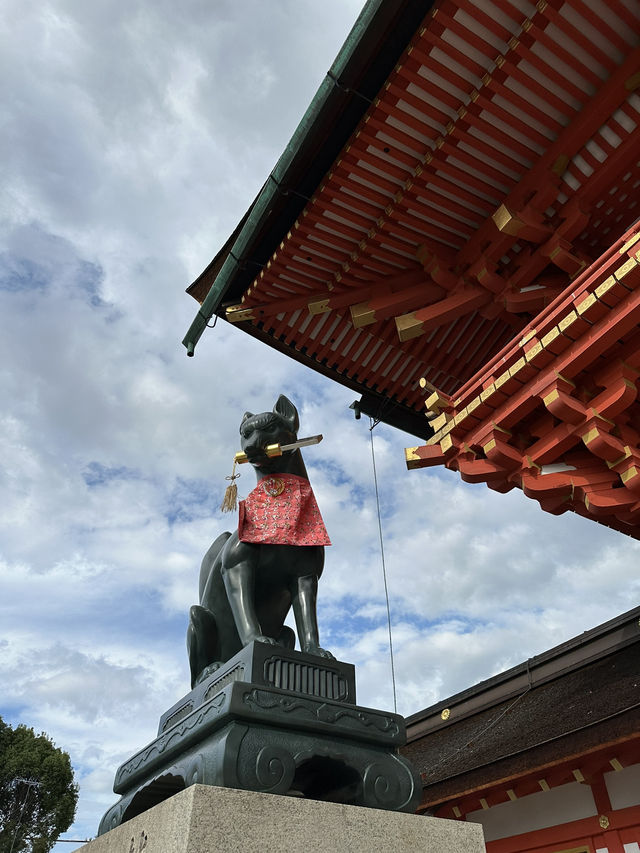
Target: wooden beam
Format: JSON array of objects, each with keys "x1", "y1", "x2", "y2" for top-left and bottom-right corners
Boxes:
[
  {"x1": 351, "y1": 281, "x2": 445, "y2": 327},
  {"x1": 458, "y1": 44, "x2": 640, "y2": 269},
  {"x1": 227, "y1": 269, "x2": 427, "y2": 322},
  {"x1": 395, "y1": 289, "x2": 491, "y2": 341}
]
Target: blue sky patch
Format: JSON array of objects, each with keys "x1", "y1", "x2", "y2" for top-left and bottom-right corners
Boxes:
[
  {"x1": 0, "y1": 253, "x2": 50, "y2": 292},
  {"x1": 83, "y1": 462, "x2": 141, "y2": 487},
  {"x1": 165, "y1": 477, "x2": 220, "y2": 525}
]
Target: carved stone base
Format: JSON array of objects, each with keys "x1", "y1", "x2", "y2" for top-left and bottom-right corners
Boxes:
[{"x1": 99, "y1": 643, "x2": 421, "y2": 834}]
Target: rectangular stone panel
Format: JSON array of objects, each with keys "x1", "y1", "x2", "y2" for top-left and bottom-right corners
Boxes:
[{"x1": 82, "y1": 784, "x2": 485, "y2": 853}]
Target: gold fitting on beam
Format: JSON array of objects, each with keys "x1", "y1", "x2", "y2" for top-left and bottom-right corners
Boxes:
[
  {"x1": 577, "y1": 293, "x2": 596, "y2": 315},
  {"x1": 615, "y1": 256, "x2": 638, "y2": 281},
  {"x1": 405, "y1": 446, "x2": 421, "y2": 464},
  {"x1": 621, "y1": 466, "x2": 639, "y2": 485},
  {"x1": 606, "y1": 447, "x2": 631, "y2": 469},
  {"x1": 541, "y1": 327, "x2": 560, "y2": 348},
  {"x1": 425, "y1": 390, "x2": 450, "y2": 414},
  {"x1": 495, "y1": 371, "x2": 512, "y2": 390},
  {"x1": 453, "y1": 407, "x2": 468, "y2": 427},
  {"x1": 419, "y1": 377, "x2": 431, "y2": 390},
  {"x1": 226, "y1": 305, "x2": 255, "y2": 323},
  {"x1": 582, "y1": 428, "x2": 600, "y2": 445},
  {"x1": 619, "y1": 232, "x2": 640, "y2": 254},
  {"x1": 519, "y1": 328, "x2": 537, "y2": 347},
  {"x1": 492, "y1": 204, "x2": 521, "y2": 236},
  {"x1": 525, "y1": 342, "x2": 543, "y2": 362},
  {"x1": 350, "y1": 302, "x2": 376, "y2": 328},
  {"x1": 441, "y1": 434, "x2": 454, "y2": 453},
  {"x1": 480, "y1": 384, "x2": 496, "y2": 402},
  {"x1": 308, "y1": 299, "x2": 330, "y2": 315},
  {"x1": 559, "y1": 311, "x2": 577, "y2": 332},
  {"x1": 395, "y1": 312, "x2": 424, "y2": 341},
  {"x1": 431, "y1": 412, "x2": 451, "y2": 432}
]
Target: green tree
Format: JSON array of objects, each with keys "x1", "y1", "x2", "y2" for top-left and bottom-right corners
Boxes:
[{"x1": 0, "y1": 716, "x2": 78, "y2": 853}]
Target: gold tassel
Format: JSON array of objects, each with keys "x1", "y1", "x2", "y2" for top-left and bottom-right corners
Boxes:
[{"x1": 221, "y1": 460, "x2": 240, "y2": 513}]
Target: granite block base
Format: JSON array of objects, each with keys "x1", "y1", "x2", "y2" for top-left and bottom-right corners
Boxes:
[{"x1": 86, "y1": 785, "x2": 485, "y2": 852}]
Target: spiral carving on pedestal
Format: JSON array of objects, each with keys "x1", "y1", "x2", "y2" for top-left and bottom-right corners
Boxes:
[
  {"x1": 362, "y1": 760, "x2": 410, "y2": 810},
  {"x1": 254, "y1": 745, "x2": 296, "y2": 793}
]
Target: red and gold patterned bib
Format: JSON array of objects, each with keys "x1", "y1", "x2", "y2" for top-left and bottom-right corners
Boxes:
[{"x1": 238, "y1": 473, "x2": 331, "y2": 546}]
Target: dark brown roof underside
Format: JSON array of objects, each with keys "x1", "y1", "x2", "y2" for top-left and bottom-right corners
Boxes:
[{"x1": 401, "y1": 644, "x2": 640, "y2": 803}]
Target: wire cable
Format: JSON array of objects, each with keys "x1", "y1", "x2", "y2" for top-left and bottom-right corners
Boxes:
[{"x1": 369, "y1": 417, "x2": 398, "y2": 714}]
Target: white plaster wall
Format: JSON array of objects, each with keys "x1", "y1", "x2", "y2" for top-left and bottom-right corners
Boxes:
[
  {"x1": 466, "y1": 782, "x2": 597, "y2": 842},
  {"x1": 605, "y1": 762, "x2": 640, "y2": 810}
]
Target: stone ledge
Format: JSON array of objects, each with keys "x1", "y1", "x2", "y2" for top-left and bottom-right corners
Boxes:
[{"x1": 82, "y1": 784, "x2": 485, "y2": 853}]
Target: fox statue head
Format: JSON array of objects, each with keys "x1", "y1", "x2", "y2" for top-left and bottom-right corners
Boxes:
[{"x1": 239, "y1": 395, "x2": 306, "y2": 479}]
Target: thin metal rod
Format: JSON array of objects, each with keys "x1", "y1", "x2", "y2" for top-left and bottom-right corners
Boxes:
[{"x1": 369, "y1": 417, "x2": 398, "y2": 714}]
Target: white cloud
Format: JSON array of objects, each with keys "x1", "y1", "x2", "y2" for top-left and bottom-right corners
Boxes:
[{"x1": 1, "y1": 1, "x2": 638, "y2": 849}]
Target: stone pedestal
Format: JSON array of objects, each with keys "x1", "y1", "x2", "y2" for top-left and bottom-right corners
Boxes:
[
  {"x1": 99, "y1": 643, "x2": 422, "y2": 834},
  {"x1": 84, "y1": 785, "x2": 485, "y2": 852}
]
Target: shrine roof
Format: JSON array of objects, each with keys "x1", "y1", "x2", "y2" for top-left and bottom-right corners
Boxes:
[
  {"x1": 184, "y1": 0, "x2": 640, "y2": 440},
  {"x1": 402, "y1": 605, "x2": 640, "y2": 806}
]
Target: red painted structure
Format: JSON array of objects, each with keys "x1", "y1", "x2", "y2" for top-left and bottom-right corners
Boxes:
[
  {"x1": 186, "y1": 0, "x2": 640, "y2": 537},
  {"x1": 406, "y1": 225, "x2": 640, "y2": 538}
]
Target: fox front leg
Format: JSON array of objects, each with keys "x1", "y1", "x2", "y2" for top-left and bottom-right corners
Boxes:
[
  {"x1": 292, "y1": 574, "x2": 334, "y2": 659},
  {"x1": 221, "y1": 559, "x2": 278, "y2": 648}
]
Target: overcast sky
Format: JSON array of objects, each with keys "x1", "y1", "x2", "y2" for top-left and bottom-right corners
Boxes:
[{"x1": 2, "y1": 0, "x2": 639, "y2": 847}]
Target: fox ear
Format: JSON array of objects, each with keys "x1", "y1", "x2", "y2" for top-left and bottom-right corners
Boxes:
[{"x1": 273, "y1": 395, "x2": 299, "y2": 433}]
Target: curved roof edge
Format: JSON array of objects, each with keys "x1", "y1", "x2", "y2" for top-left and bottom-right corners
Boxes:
[
  {"x1": 182, "y1": 0, "x2": 436, "y2": 356},
  {"x1": 405, "y1": 604, "x2": 640, "y2": 739}
]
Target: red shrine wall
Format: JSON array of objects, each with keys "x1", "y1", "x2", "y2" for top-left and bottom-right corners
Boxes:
[{"x1": 462, "y1": 761, "x2": 640, "y2": 853}]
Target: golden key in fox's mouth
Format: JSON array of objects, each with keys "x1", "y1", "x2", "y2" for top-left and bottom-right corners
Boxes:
[{"x1": 234, "y1": 434, "x2": 323, "y2": 464}]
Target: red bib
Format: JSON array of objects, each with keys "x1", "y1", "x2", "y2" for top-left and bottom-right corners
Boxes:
[{"x1": 238, "y1": 473, "x2": 331, "y2": 546}]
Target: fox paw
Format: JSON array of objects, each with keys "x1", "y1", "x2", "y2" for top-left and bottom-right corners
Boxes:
[{"x1": 304, "y1": 645, "x2": 335, "y2": 660}]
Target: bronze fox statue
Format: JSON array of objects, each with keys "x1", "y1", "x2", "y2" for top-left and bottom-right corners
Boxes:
[{"x1": 187, "y1": 395, "x2": 334, "y2": 687}]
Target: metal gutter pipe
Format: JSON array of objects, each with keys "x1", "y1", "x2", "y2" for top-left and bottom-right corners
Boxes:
[{"x1": 182, "y1": 0, "x2": 387, "y2": 356}]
